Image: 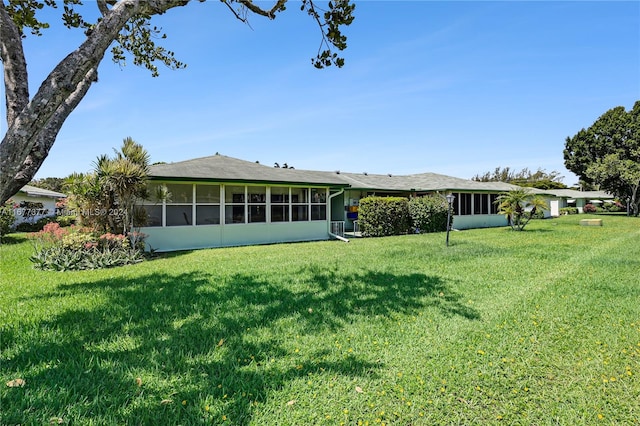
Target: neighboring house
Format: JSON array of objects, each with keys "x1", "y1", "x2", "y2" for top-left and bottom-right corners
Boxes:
[
  {"x1": 11, "y1": 185, "x2": 66, "y2": 226},
  {"x1": 140, "y1": 154, "x2": 522, "y2": 252},
  {"x1": 544, "y1": 189, "x2": 615, "y2": 214}
]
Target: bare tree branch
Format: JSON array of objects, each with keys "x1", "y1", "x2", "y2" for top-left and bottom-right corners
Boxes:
[
  {"x1": 221, "y1": 1, "x2": 250, "y2": 24},
  {"x1": 236, "y1": 0, "x2": 287, "y2": 19}
]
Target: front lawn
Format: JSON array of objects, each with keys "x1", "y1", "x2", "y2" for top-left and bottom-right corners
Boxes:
[{"x1": 1, "y1": 215, "x2": 639, "y2": 425}]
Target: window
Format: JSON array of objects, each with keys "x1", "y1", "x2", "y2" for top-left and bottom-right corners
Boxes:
[
  {"x1": 291, "y1": 188, "x2": 309, "y2": 221},
  {"x1": 141, "y1": 183, "x2": 163, "y2": 227},
  {"x1": 270, "y1": 187, "x2": 289, "y2": 222},
  {"x1": 311, "y1": 188, "x2": 326, "y2": 204},
  {"x1": 310, "y1": 188, "x2": 327, "y2": 220},
  {"x1": 455, "y1": 193, "x2": 472, "y2": 215},
  {"x1": 224, "y1": 185, "x2": 246, "y2": 224},
  {"x1": 139, "y1": 183, "x2": 330, "y2": 226},
  {"x1": 489, "y1": 194, "x2": 499, "y2": 214},
  {"x1": 311, "y1": 205, "x2": 326, "y2": 220},
  {"x1": 195, "y1": 185, "x2": 220, "y2": 225},
  {"x1": 166, "y1": 205, "x2": 192, "y2": 226},
  {"x1": 196, "y1": 185, "x2": 220, "y2": 204},
  {"x1": 452, "y1": 193, "x2": 459, "y2": 215},
  {"x1": 451, "y1": 192, "x2": 500, "y2": 216},
  {"x1": 474, "y1": 193, "x2": 490, "y2": 215},
  {"x1": 196, "y1": 206, "x2": 220, "y2": 225},
  {"x1": 292, "y1": 205, "x2": 309, "y2": 221},
  {"x1": 142, "y1": 204, "x2": 162, "y2": 227},
  {"x1": 248, "y1": 186, "x2": 266, "y2": 223},
  {"x1": 166, "y1": 183, "x2": 193, "y2": 226},
  {"x1": 166, "y1": 183, "x2": 192, "y2": 204}
]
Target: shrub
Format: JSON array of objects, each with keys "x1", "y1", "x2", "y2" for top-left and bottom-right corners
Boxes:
[
  {"x1": 55, "y1": 215, "x2": 77, "y2": 227},
  {"x1": 523, "y1": 209, "x2": 545, "y2": 220},
  {"x1": 358, "y1": 197, "x2": 411, "y2": 237},
  {"x1": 604, "y1": 201, "x2": 625, "y2": 212},
  {"x1": 408, "y1": 196, "x2": 449, "y2": 233},
  {"x1": 15, "y1": 216, "x2": 55, "y2": 232},
  {"x1": 99, "y1": 232, "x2": 130, "y2": 250},
  {"x1": 583, "y1": 203, "x2": 597, "y2": 213},
  {"x1": 28, "y1": 224, "x2": 146, "y2": 271},
  {"x1": 0, "y1": 200, "x2": 16, "y2": 238},
  {"x1": 560, "y1": 207, "x2": 578, "y2": 215},
  {"x1": 61, "y1": 231, "x2": 96, "y2": 250}
]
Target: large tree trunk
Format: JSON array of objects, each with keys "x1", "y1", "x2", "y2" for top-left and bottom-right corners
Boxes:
[{"x1": 0, "y1": 0, "x2": 189, "y2": 205}]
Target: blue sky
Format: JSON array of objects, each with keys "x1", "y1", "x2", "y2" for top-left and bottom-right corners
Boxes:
[{"x1": 5, "y1": 1, "x2": 640, "y2": 185}]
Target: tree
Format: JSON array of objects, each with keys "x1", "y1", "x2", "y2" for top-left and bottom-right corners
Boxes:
[
  {"x1": 564, "y1": 101, "x2": 640, "y2": 216},
  {"x1": 495, "y1": 188, "x2": 548, "y2": 231},
  {"x1": 96, "y1": 137, "x2": 150, "y2": 234},
  {"x1": 0, "y1": 0, "x2": 355, "y2": 205},
  {"x1": 472, "y1": 167, "x2": 567, "y2": 190},
  {"x1": 64, "y1": 172, "x2": 109, "y2": 231},
  {"x1": 65, "y1": 137, "x2": 150, "y2": 234},
  {"x1": 28, "y1": 177, "x2": 66, "y2": 193}
]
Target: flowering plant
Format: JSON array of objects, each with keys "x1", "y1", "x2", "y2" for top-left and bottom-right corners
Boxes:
[{"x1": 28, "y1": 223, "x2": 145, "y2": 271}]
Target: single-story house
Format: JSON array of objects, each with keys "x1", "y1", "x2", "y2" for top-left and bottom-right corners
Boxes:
[
  {"x1": 139, "y1": 154, "x2": 527, "y2": 252},
  {"x1": 141, "y1": 155, "x2": 349, "y2": 251},
  {"x1": 542, "y1": 189, "x2": 615, "y2": 214},
  {"x1": 329, "y1": 171, "x2": 519, "y2": 231},
  {"x1": 11, "y1": 185, "x2": 66, "y2": 227}
]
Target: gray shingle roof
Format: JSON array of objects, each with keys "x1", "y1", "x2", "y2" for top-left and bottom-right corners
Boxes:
[
  {"x1": 149, "y1": 154, "x2": 527, "y2": 193},
  {"x1": 19, "y1": 185, "x2": 66, "y2": 198},
  {"x1": 545, "y1": 189, "x2": 615, "y2": 199},
  {"x1": 149, "y1": 154, "x2": 348, "y2": 186},
  {"x1": 337, "y1": 172, "x2": 519, "y2": 192}
]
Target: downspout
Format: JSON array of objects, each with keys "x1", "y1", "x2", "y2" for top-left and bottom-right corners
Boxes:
[{"x1": 328, "y1": 188, "x2": 350, "y2": 242}]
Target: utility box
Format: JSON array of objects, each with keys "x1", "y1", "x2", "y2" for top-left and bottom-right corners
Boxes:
[{"x1": 580, "y1": 219, "x2": 603, "y2": 226}]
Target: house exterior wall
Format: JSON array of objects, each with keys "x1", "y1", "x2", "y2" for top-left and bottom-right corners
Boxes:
[
  {"x1": 139, "y1": 181, "x2": 334, "y2": 251},
  {"x1": 452, "y1": 214, "x2": 508, "y2": 230},
  {"x1": 141, "y1": 221, "x2": 329, "y2": 252},
  {"x1": 11, "y1": 194, "x2": 58, "y2": 226}
]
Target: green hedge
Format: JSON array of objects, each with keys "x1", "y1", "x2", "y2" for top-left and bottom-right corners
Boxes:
[
  {"x1": 358, "y1": 197, "x2": 411, "y2": 237},
  {"x1": 358, "y1": 195, "x2": 451, "y2": 237},
  {"x1": 523, "y1": 209, "x2": 545, "y2": 220},
  {"x1": 560, "y1": 207, "x2": 579, "y2": 215},
  {"x1": 408, "y1": 195, "x2": 449, "y2": 233}
]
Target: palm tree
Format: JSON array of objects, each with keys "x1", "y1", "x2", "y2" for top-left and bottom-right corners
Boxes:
[
  {"x1": 96, "y1": 137, "x2": 150, "y2": 235},
  {"x1": 495, "y1": 189, "x2": 548, "y2": 231}
]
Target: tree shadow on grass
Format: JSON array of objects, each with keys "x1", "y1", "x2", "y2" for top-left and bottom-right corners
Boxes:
[
  {"x1": 0, "y1": 234, "x2": 29, "y2": 245},
  {"x1": 2, "y1": 267, "x2": 479, "y2": 424}
]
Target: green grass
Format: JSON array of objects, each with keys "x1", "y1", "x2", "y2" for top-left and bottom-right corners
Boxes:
[{"x1": 1, "y1": 215, "x2": 639, "y2": 425}]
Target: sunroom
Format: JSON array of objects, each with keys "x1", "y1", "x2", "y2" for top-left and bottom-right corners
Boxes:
[{"x1": 137, "y1": 154, "x2": 348, "y2": 251}]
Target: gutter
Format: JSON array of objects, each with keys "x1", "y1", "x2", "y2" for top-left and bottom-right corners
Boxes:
[{"x1": 328, "y1": 188, "x2": 349, "y2": 243}]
